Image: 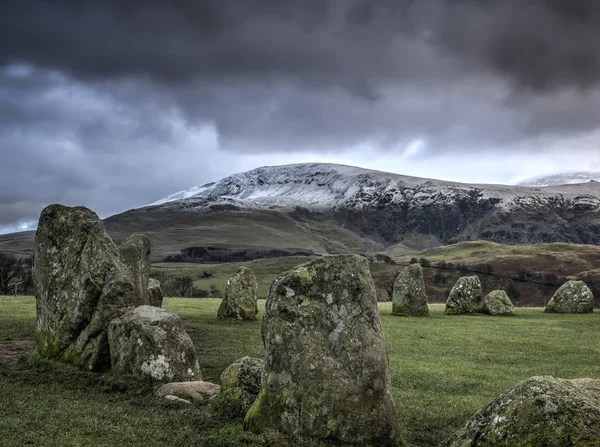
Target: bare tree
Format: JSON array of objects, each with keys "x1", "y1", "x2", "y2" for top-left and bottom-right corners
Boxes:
[
  {"x1": 165, "y1": 276, "x2": 195, "y2": 297},
  {"x1": 0, "y1": 253, "x2": 24, "y2": 295}
]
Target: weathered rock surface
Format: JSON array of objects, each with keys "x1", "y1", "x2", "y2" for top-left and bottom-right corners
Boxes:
[
  {"x1": 480, "y1": 290, "x2": 514, "y2": 316},
  {"x1": 217, "y1": 356, "x2": 263, "y2": 416},
  {"x1": 445, "y1": 276, "x2": 483, "y2": 315},
  {"x1": 33, "y1": 204, "x2": 136, "y2": 371},
  {"x1": 119, "y1": 233, "x2": 151, "y2": 305},
  {"x1": 441, "y1": 376, "x2": 600, "y2": 447},
  {"x1": 107, "y1": 305, "x2": 201, "y2": 382},
  {"x1": 218, "y1": 267, "x2": 258, "y2": 320},
  {"x1": 147, "y1": 278, "x2": 163, "y2": 308},
  {"x1": 392, "y1": 264, "x2": 429, "y2": 317},
  {"x1": 545, "y1": 280, "x2": 594, "y2": 314},
  {"x1": 244, "y1": 255, "x2": 401, "y2": 446},
  {"x1": 156, "y1": 381, "x2": 220, "y2": 401},
  {"x1": 163, "y1": 395, "x2": 192, "y2": 405}
]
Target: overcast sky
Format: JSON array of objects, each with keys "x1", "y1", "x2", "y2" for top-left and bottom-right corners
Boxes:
[{"x1": 2, "y1": 0, "x2": 600, "y2": 234}]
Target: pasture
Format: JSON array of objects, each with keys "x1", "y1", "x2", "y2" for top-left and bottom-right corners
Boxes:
[{"x1": 1, "y1": 297, "x2": 600, "y2": 446}]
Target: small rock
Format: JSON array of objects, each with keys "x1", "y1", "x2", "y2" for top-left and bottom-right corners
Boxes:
[
  {"x1": 545, "y1": 280, "x2": 594, "y2": 314},
  {"x1": 392, "y1": 264, "x2": 429, "y2": 317},
  {"x1": 157, "y1": 381, "x2": 220, "y2": 401},
  {"x1": 218, "y1": 267, "x2": 258, "y2": 320},
  {"x1": 441, "y1": 376, "x2": 600, "y2": 447},
  {"x1": 119, "y1": 233, "x2": 151, "y2": 305},
  {"x1": 163, "y1": 395, "x2": 192, "y2": 405},
  {"x1": 108, "y1": 305, "x2": 201, "y2": 382},
  {"x1": 445, "y1": 276, "x2": 483, "y2": 315},
  {"x1": 147, "y1": 278, "x2": 163, "y2": 308},
  {"x1": 480, "y1": 290, "x2": 514, "y2": 316},
  {"x1": 217, "y1": 356, "x2": 264, "y2": 416}
]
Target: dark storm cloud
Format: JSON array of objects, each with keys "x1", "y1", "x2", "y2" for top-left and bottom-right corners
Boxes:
[{"x1": 1, "y1": 0, "x2": 600, "y2": 232}]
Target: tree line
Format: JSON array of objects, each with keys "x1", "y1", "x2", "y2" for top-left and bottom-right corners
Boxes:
[{"x1": 0, "y1": 253, "x2": 33, "y2": 295}]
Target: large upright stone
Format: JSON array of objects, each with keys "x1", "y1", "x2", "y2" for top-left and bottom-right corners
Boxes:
[
  {"x1": 107, "y1": 305, "x2": 201, "y2": 382},
  {"x1": 445, "y1": 276, "x2": 483, "y2": 315},
  {"x1": 244, "y1": 255, "x2": 401, "y2": 446},
  {"x1": 545, "y1": 280, "x2": 594, "y2": 314},
  {"x1": 480, "y1": 290, "x2": 514, "y2": 316},
  {"x1": 33, "y1": 204, "x2": 135, "y2": 371},
  {"x1": 218, "y1": 267, "x2": 258, "y2": 320},
  {"x1": 441, "y1": 376, "x2": 600, "y2": 447},
  {"x1": 119, "y1": 233, "x2": 151, "y2": 305},
  {"x1": 392, "y1": 264, "x2": 429, "y2": 316}
]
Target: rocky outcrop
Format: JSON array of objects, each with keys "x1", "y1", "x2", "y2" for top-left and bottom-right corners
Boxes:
[
  {"x1": 107, "y1": 306, "x2": 201, "y2": 382},
  {"x1": 445, "y1": 276, "x2": 483, "y2": 315},
  {"x1": 545, "y1": 280, "x2": 594, "y2": 314},
  {"x1": 147, "y1": 278, "x2": 163, "y2": 307},
  {"x1": 480, "y1": 290, "x2": 514, "y2": 316},
  {"x1": 216, "y1": 356, "x2": 263, "y2": 417},
  {"x1": 119, "y1": 233, "x2": 151, "y2": 305},
  {"x1": 33, "y1": 204, "x2": 136, "y2": 371},
  {"x1": 392, "y1": 264, "x2": 428, "y2": 317},
  {"x1": 244, "y1": 255, "x2": 401, "y2": 446},
  {"x1": 156, "y1": 381, "x2": 220, "y2": 402},
  {"x1": 441, "y1": 376, "x2": 600, "y2": 447},
  {"x1": 218, "y1": 267, "x2": 258, "y2": 320}
]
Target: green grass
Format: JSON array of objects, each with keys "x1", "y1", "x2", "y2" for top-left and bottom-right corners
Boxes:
[{"x1": 2, "y1": 297, "x2": 600, "y2": 446}]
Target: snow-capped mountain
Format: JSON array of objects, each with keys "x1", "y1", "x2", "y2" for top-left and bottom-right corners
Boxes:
[
  {"x1": 148, "y1": 163, "x2": 600, "y2": 213},
  {"x1": 517, "y1": 172, "x2": 600, "y2": 187}
]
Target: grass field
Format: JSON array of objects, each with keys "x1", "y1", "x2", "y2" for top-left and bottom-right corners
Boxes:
[{"x1": 2, "y1": 296, "x2": 600, "y2": 446}]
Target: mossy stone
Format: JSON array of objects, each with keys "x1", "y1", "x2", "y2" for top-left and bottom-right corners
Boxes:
[
  {"x1": 218, "y1": 267, "x2": 258, "y2": 320},
  {"x1": 147, "y1": 278, "x2": 163, "y2": 308},
  {"x1": 445, "y1": 276, "x2": 483, "y2": 315},
  {"x1": 392, "y1": 264, "x2": 429, "y2": 317},
  {"x1": 119, "y1": 233, "x2": 151, "y2": 305},
  {"x1": 107, "y1": 305, "x2": 201, "y2": 382},
  {"x1": 214, "y1": 356, "x2": 263, "y2": 417},
  {"x1": 545, "y1": 280, "x2": 594, "y2": 314},
  {"x1": 33, "y1": 204, "x2": 136, "y2": 371},
  {"x1": 244, "y1": 255, "x2": 402, "y2": 446},
  {"x1": 441, "y1": 376, "x2": 600, "y2": 446},
  {"x1": 480, "y1": 290, "x2": 514, "y2": 316}
]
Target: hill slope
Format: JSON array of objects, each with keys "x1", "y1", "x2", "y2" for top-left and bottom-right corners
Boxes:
[{"x1": 2, "y1": 163, "x2": 600, "y2": 260}]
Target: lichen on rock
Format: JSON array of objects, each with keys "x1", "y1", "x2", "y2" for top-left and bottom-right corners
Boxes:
[
  {"x1": 445, "y1": 276, "x2": 483, "y2": 315},
  {"x1": 218, "y1": 267, "x2": 258, "y2": 320},
  {"x1": 244, "y1": 254, "x2": 401, "y2": 446},
  {"x1": 392, "y1": 264, "x2": 429, "y2": 317},
  {"x1": 441, "y1": 376, "x2": 600, "y2": 446},
  {"x1": 107, "y1": 305, "x2": 201, "y2": 382},
  {"x1": 118, "y1": 232, "x2": 151, "y2": 305},
  {"x1": 147, "y1": 278, "x2": 163, "y2": 308},
  {"x1": 214, "y1": 356, "x2": 264, "y2": 417},
  {"x1": 33, "y1": 204, "x2": 136, "y2": 371},
  {"x1": 545, "y1": 280, "x2": 594, "y2": 314},
  {"x1": 480, "y1": 290, "x2": 514, "y2": 316}
]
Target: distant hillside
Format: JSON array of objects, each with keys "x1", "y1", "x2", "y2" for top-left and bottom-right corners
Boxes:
[
  {"x1": 2, "y1": 163, "x2": 600, "y2": 260},
  {"x1": 517, "y1": 171, "x2": 600, "y2": 187}
]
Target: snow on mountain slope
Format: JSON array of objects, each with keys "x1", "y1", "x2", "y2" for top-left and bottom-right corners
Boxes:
[
  {"x1": 147, "y1": 163, "x2": 600, "y2": 212},
  {"x1": 517, "y1": 172, "x2": 600, "y2": 187}
]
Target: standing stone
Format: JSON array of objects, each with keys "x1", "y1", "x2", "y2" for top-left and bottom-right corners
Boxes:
[
  {"x1": 108, "y1": 305, "x2": 201, "y2": 382},
  {"x1": 480, "y1": 290, "x2": 514, "y2": 316},
  {"x1": 545, "y1": 280, "x2": 594, "y2": 314},
  {"x1": 392, "y1": 264, "x2": 429, "y2": 317},
  {"x1": 445, "y1": 276, "x2": 483, "y2": 315},
  {"x1": 216, "y1": 356, "x2": 264, "y2": 416},
  {"x1": 244, "y1": 255, "x2": 401, "y2": 447},
  {"x1": 33, "y1": 204, "x2": 135, "y2": 371},
  {"x1": 218, "y1": 267, "x2": 258, "y2": 320},
  {"x1": 119, "y1": 233, "x2": 151, "y2": 305},
  {"x1": 147, "y1": 278, "x2": 163, "y2": 307},
  {"x1": 441, "y1": 376, "x2": 600, "y2": 447}
]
